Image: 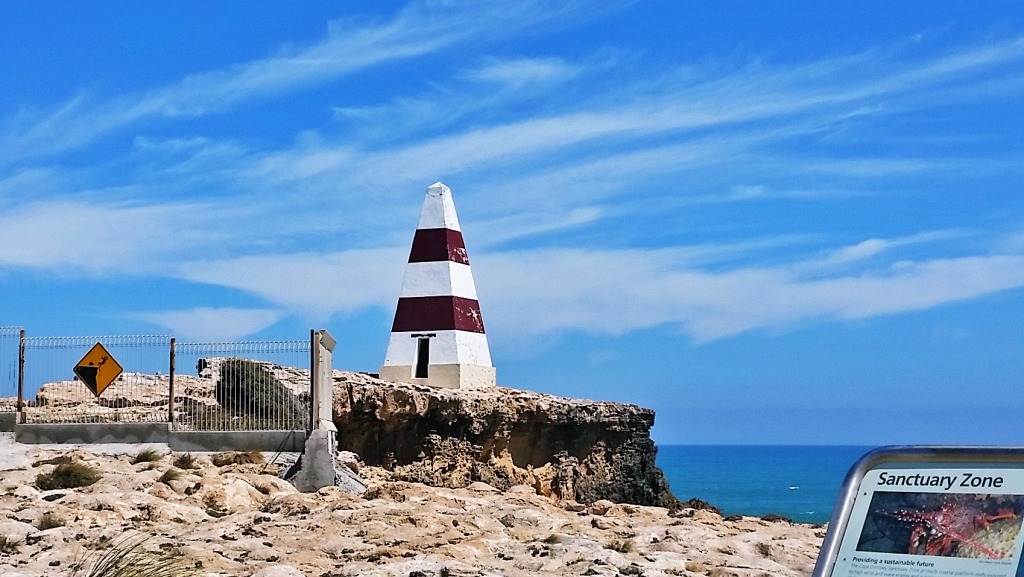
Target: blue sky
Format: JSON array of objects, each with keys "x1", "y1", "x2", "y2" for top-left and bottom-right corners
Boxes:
[{"x1": 1, "y1": 1, "x2": 1022, "y2": 445}]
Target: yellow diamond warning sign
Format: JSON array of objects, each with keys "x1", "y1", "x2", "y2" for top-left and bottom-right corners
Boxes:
[{"x1": 74, "y1": 342, "x2": 123, "y2": 397}]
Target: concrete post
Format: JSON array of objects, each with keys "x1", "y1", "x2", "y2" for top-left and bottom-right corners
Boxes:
[
  {"x1": 292, "y1": 329, "x2": 340, "y2": 492},
  {"x1": 311, "y1": 330, "x2": 336, "y2": 433}
]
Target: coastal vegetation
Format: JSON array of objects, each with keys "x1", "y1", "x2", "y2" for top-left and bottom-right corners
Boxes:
[
  {"x1": 215, "y1": 358, "x2": 304, "y2": 422},
  {"x1": 69, "y1": 534, "x2": 200, "y2": 577},
  {"x1": 35, "y1": 461, "x2": 102, "y2": 490},
  {"x1": 158, "y1": 468, "x2": 184, "y2": 485},
  {"x1": 130, "y1": 448, "x2": 164, "y2": 465},
  {"x1": 0, "y1": 535, "x2": 19, "y2": 555},
  {"x1": 36, "y1": 511, "x2": 65, "y2": 530},
  {"x1": 212, "y1": 450, "x2": 264, "y2": 467}
]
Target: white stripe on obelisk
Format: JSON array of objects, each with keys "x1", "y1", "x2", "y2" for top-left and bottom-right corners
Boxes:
[{"x1": 398, "y1": 261, "x2": 478, "y2": 299}]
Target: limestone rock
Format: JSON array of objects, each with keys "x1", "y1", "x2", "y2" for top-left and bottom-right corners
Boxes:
[
  {"x1": 336, "y1": 450, "x2": 362, "y2": 473},
  {"x1": 0, "y1": 520, "x2": 35, "y2": 541},
  {"x1": 252, "y1": 566, "x2": 305, "y2": 577},
  {"x1": 0, "y1": 439, "x2": 825, "y2": 577},
  {"x1": 24, "y1": 363, "x2": 675, "y2": 511},
  {"x1": 332, "y1": 371, "x2": 676, "y2": 508}
]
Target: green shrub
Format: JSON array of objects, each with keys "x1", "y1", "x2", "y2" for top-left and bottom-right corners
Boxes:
[
  {"x1": 36, "y1": 462, "x2": 102, "y2": 490},
  {"x1": 214, "y1": 358, "x2": 304, "y2": 422}
]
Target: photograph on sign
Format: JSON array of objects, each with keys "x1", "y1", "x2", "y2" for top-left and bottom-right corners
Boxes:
[
  {"x1": 813, "y1": 449, "x2": 1024, "y2": 577},
  {"x1": 856, "y1": 491, "x2": 1024, "y2": 559}
]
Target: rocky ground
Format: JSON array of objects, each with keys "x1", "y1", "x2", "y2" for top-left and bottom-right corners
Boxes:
[
  {"x1": 0, "y1": 436, "x2": 826, "y2": 577},
  {"x1": 10, "y1": 365, "x2": 680, "y2": 510}
]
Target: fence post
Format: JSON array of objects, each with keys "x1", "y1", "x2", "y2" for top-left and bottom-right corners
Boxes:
[
  {"x1": 17, "y1": 329, "x2": 25, "y2": 423},
  {"x1": 292, "y1": 329, "x2": 339, "y2": 492},
  {"x1": 311, "y1": 330, "x2": 337, "y2": 432},
  {"x1": 168, "y1": 337, "x2": 176, "y2": 425},
  {"x1": 309, "y1": 330, "x2": 315, "y2": 435}
]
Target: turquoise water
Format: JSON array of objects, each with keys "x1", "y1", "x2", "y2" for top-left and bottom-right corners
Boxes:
[{"x1": 657, "y1": 445, "x2": 875, "y2": 524}]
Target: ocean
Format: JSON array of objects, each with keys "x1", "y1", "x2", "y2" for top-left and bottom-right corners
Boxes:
[{"x1": 657, "y1": 445, "x2": 876, "y2": 524}]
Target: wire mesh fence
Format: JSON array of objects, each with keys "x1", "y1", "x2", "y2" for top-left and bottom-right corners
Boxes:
[
  {"x1": 9, "y1": 331, "x2": 313, "y2": 431},
  {"x1": 1, "y1": 326, "x2": 22, "y2": 411},
  {"x1": 172, "y1": 340, "x2": 311, "y2": 432},
  {"x1": 21, "y1": 335, "x2": 173, "y2": 424}
]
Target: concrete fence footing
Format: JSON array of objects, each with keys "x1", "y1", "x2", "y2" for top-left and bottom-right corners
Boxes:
[
  {"x1": 13, "y1": 423, "x2": 306, "y2": 452},
  {"x1": 170, "y1": 430, "x2": 306, "y2": 453},
  {"x1": 0, "y1": 413, "x2": 17, "y2": 433}
]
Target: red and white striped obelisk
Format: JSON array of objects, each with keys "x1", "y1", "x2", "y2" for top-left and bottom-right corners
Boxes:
[{"x1": 379, "y1": 182, "x2": 496, "y2": 389}]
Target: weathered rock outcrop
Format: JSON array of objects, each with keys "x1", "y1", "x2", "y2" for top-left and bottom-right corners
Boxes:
[
  {"x1": 331, "y1": 371, "x2": 677, "y2": 508},
  {"x1": 14, "y1": 363, "x2": 678, "y2": 509}
]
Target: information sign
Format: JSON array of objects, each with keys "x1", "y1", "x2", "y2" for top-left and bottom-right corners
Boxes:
[
  {"x1": 813, "y1": 447, "x2": 1024, "y2": 577},
  {"x1": 73, "y1": 342, "x2": 123, "y2": 397}
]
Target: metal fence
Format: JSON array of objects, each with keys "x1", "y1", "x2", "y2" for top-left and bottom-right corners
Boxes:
[
  {"x1": 13, "y1": 333, "x2": 312, "y2": 431},
  {"x1": 21, "y1": 335, "x2": 172, "y2": 424},
  {"x1": 1, "y1": 326, "x2": 22, "y2": 411},
  {"x1": 171, "y1": 340, "x2": 311, "y2": 432}
]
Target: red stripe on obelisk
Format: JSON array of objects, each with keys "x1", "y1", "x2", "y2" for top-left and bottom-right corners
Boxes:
[
  {"x1": 391, "y1": 296, "x2": 485, "y2": 333},
  {"x1": 408, "y1": 228, "x2": 469, "y2": 265}
]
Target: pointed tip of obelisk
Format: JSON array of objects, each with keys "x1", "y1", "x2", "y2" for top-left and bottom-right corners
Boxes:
[{"x1": 418, "y1": 181, "x2": 461, "y2": 231}]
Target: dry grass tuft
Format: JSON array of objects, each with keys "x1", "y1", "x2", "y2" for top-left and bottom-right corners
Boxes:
[
  {"x1": 131, "y1": 448, "x2": 164, "y2": 465},
  {"x1": 0, "y1": 535, "x2": 19, "y2": 555},
  {"x1": 69, "y1": 533, "x2": 201, "y2": 577},
  {"x1": 172, "y1": 453, "x2": 196, "y2": 469},
  {"x1": 202, "y1": 494, "x2": 228, "y2": 519},
  {"x1": 605, "y1": 538, "x2": 635, "y2": 553},
  {"x1": 36, "y1": 462, "x2": 102, "y2": 490},
  {"x1": 158, "y1": 468, "x2": 185, "y2": 485},
  {"x1": 37, "y1": 512, "x2": 65, "y2": 530},
  {"x1": 212, "y1": 451, "x2": 264, "y2": 467},
  {"x1": 32, "y1": 455, "x2": 73, "y2": 467}
]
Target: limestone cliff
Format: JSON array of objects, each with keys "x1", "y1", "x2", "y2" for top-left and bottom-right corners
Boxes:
[{"x1": 331, "y1": 371, "x2": 678, "y2": 508}]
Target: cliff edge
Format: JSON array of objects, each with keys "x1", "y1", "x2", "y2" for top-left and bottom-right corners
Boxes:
[{"x1": 332, "y1": 371, "x2": 678, "y2": 508}]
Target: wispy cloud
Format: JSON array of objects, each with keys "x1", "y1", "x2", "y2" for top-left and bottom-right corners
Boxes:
[
  {"x1": 808, "y1": 230, "x2": 975, "y2": 269},
  {"x1": 474, "y1": 248, "x2": 1024, "y2": 346},
  {"x1": 244, "y1": 32, "x2": 1024, "y2": 221},
  {"x1": 463, "y1": 57, "x2": 581, "y2": 89},
  {"x1": 0, "y1": 198, "x2": 228, "y2": 274},
  {"x1": 137, "y1": 232, "x2": 1024, "y2": 346},
  {"x1": 1, "y1": 11, "x2": 1022, "y2": 345},
  {"x1": 172, "y1": 249, "x2": 407, "y2": 318},
  {"x1": 133, "y1": 307, "x2": 284, "y2": 342},
  {"x1": 474, "y1": 207, "x2": 604, "y2": 246},
  {"x1": 0, "y1": 1, "x2": 609, "y2": 163}
]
